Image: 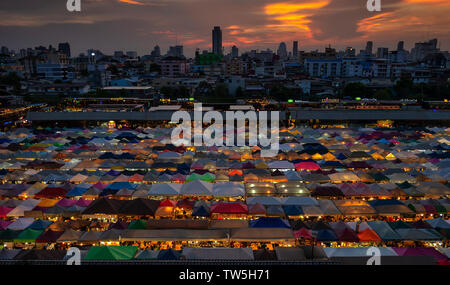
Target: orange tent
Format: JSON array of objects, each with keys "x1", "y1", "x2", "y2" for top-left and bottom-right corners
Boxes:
[{"x1": 357, "y1": 228, "x2": 381, "y2": 242}]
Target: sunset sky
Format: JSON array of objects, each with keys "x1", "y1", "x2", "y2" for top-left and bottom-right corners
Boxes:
[{"x1": 1, "y1": 0, "x2": 449, "y2": 57}]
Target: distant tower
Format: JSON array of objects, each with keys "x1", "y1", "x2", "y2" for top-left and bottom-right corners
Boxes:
[
  {"x1": 58, "y1": 42, "x2": 71, "y2": 58},
  {"x1": 293, "y1": 41, "x2": 298, "y2": 58},
  {"x1": 152, "y1": 45, "x2": 161, "y2": 57},
  {"x1": 212, "y1": 26, "x2": 223, "y2": 55},
  {"x1": 231, "y1": 45, "x2": 239, "y2": 58},
  {"x1": 277, "y1": 42, "x2": 288, "y2": 59},
  {"x1": 365, "y1": 41, "x2": 373, "y2": 56},
  {"x1": 397, "y1": 41, "x2": 404, "y2": 51}
]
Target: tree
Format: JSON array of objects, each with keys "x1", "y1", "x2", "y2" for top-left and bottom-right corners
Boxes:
[
  {"x1": 235, "y1": 86, "x2": 244, "y2": 98},
  {"x1": 0, "y1": 72, "x2": 21, "y2": 91},
  {"x1": 373, "y1": 88, "x2": 393, "y2": 100},
  {"x1": 342, "y1": 82, "x2": 368, "y2": 99},
  {"x1": 394, "y1": 78, "x2": 414, "y2": 99},
  {"x1": 213, "y1": 83, "x2": 229, "y2": 98}
]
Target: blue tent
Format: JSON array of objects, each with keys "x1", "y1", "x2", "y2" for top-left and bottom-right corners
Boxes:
[
  {"x1": 157, "y1": 249, "x2": 181, "y2": 260},
  {"x1": 249, "y1": 217, "x2": 291, "y2": 228},
  {"x1": 315, "y1": 229, "x2": 338, "y2": 241},
  {"x1": 335, "y1": 153, "x2": 347, "y2": 160},
  {"x1": 192, "y1": 206, "x2": 210, "y2": 217},
  {"x1": 99, "y1": 189, "x2": 119, "y2": 196},
  {"x1": 368, "y1": 199, "x2": 405, "y2": 207},
  {"x1": 282, "y1": 205, "x2": 304, "y2": 216},
  {"x1": 27, "y1": 219, "x2": 53, "y2": 230},
  {"x1": 66, "y1": 187, "x2": 88, "y2": 197},
  {"x1": 106, "y1": 182, "x2": 137, "y2": 190},
  {"x1": 320, "y1": 161, "x2": 346, "y2": 168}
]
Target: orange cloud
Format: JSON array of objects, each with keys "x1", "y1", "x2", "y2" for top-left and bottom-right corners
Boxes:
[
  {"x1": 119, "y1": 0, "x2": 145, "y2": 5},
  {"x1": 403, "y1": 0, "x2": 449, "y2": 4},
  {"x1": 263, "y1": 1, "x2": 329, "y2": 35},
  {"x1": 265, "y1": 1, "x2": 329, "y2": 15}
]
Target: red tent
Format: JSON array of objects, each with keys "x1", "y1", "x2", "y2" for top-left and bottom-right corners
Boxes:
[
  {"x1": 0, "y1": 206, "x2": 13, "y2": 217},
  {"x1": 294, "y1": 162, "x2": 320, "y2": 171},
  {"x1": 294, "y1": 228, "x2": 313, "y2": 239},
  {"x1": 35, "y1": 187, "x2": 68, "y2": 199},
  {"x1": 176, "y1": 199, "x2": 195, "y2": 210},
  {"x1": 337, "y1": 227, "x2": 360, "y2": 242},
  {"x1": 357, "y1": 228, "x2": 381, "y2": 242},
  {"x1": 159, "y1": 199, "x2": 177, "y2": 207},
  {"x1": 210, "y1": 202, "x2": 248, "y2": 214},
  {"x1": 248, "y1": 203, "x2": 266, "y2": 215}
]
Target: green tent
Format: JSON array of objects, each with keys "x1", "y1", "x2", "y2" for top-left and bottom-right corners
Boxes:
[
  {"x1": 186, "y1": 173, "x2": 216, "y2": 182},
  {"x1": 388, "y1": 221, "x2": 412, "y2": 230},
  {"x1": 0, "y1": 230, "x2": 20, "y2": 242},
  {"x1": 370, "y1": 172, "x2": 389, "y2": 182},
  {"x1": 84, "y1": 246, "x2": 138, "y2": 260},
  {"x1": 13, "y1": 229, "x2": 43, "y2": 243},
  {"x1": 128, "y1": 219, "x2": 148, "y2": 230}
]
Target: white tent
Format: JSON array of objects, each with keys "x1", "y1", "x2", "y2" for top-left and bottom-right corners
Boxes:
[
  {"x1": 324, "y1": 247, "x2": 397, "y2": 258},
  {"x1": 7, "y1": 198, "x2": 40, "y2": 217},
  {"x1": 212, "y1": 182, "x2": 245, "y2": 197},
  {"x1": 148, "y1": 183, "x2": 181, "y2": 196},
  {"x1": 246, "y1": 196, "x2": 281, "y2": 206},
  {"x1": 180, "y1": 180, "x2": 213, "y2": 196},
  {"x1": 280, "y1": 196, "x2": 318, "y2": 206},
  {"x1": 6, "y1": 217, "x2": 35, "y2": 230}
]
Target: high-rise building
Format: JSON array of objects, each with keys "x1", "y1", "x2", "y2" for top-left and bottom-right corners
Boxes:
[
  {"x1": 277, "y1": 42, "x2": 288, "y2": 59},
  {"x1": 411, "y1": 39, "x2": 439, "y2": 61},
  {"x1": 345, "y1": 47, "x2": 356, "y2": 57},
  {"x1": 58, "y1": 42, "x2": 71, "y2": 58},
  {"x1": 293, "y1": 41, "x2": 298, "y2": 58},
  {"x1": 1, "y1": 46, "x2": 9, "y2": 55},
  {"x1": 365, "y1": 41, "x2": 373, "y2": 56},
  {"x1": 212, "y1": 26, "x2": 223, "y2": 55},
  {"x1": 397, "y1": 41, "x2": 404, "y2": 51},
  {"x1": 126, "y1": 51, "x2": 138, "y2": 58},
  {"x1": 114, "y1": 51, "x2": 124, "y2": 57},
  {"x1": 377, "y1": 47, "x2": 389, "y2": 59},
  {"x1": 151, "y1": 45, "x2": 161, "y2": 57},
  {"x1": 231, "y1": 45, "x2": 239, "y2": 58},
  {"x1": 167, "y1": 45, "x2": 184, "y2": 58}
]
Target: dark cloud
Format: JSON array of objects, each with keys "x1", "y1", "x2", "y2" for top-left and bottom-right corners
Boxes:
[
  {"x1": 0, "y1": 0, "x2": 448, "y2": 56},
  {"x1": 309, "y1": 0, "x2": 404, "y2": 41}
]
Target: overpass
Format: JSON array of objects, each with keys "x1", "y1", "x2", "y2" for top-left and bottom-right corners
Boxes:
[{"x1": 26, "y1": 109, "x2": 450, "y2": 122}]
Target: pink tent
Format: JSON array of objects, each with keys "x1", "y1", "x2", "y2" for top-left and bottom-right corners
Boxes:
[
  {"x1": 393, "y1": 247, "x2": 449, "y2": 264},
  {"x1": 0, "y1": 220, "x2": 13, "y2": 230},
  {"x1": 294, "y1": 228, "x2": 313, "y2": 239},
  {"x1": 92, "y1": 182, "x2": 107, "y2": 190},
  {"x1": 75, "y1": 198, "x2": 92, "y2": 207},
  {"x1": 56, "y1": 198, "x2": 77, "y2": 207}
]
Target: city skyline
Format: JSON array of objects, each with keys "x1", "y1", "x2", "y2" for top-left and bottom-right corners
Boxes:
[{"x1": 1, "y1": 0, "x2": 449, "y2": 57}]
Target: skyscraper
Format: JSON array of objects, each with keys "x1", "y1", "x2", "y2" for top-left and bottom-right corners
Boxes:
[
  {"x1": 397, "y1": 41, "x2": 404, "y2": 51},
  {"x1": 212, "y1": 26, "x2": 223, "y2": 55},
  {"x1": 277, "y1": 42, "x2": 287, "y2": 59},
  {"x1": 231, "y1": 45, "x2": 239, "y2": 58},
  {"x1": 365, "y1": 41, "x2": 373, "y2": 56},
  {"x1": 151, "y1": 45, "x2": 161, "y2": 57},
  {"x1": 377, "y1": 47, "x2": 389, "y2": 59},
  {"x1": 167, "y1": 45, "x2": 184, "y2": 58},
  {"x1": 293, "y1": 41, "x2": 298, "y2": 58}
]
